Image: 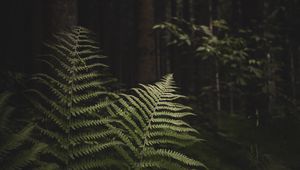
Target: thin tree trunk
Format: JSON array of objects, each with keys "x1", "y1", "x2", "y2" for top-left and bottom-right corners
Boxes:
[
  {"x1": 289, "y1": 47, "x2": 296, "y2": 99},
  {"x1": 165, "y1": 0, "x2": 172, "y2": 73},
  {"x1": 231, "y1": 0, "x2": 241, "y2": 31},
  {"x1": 190, "y1": 0, "x2": 195, "y2": 22},
  {"x1": 32, "y1": 1, "x2": 43, "y2": 73},
  {"x1": 230, "y1": 0, "x2": 241, "y2": 115},
  {"x1": 154, "y1": 0, "x2": 168, "y2": 78},
  {"x1": 182, "y1": 0, "x2": 191, "y2": 93},
  {"x1": 169, "y1": 0, "x2": 177, "y2": 77},
  {"x1": 230, "y1": 85, "x2": 234, "y2": 114},
  {"x1": 215, "y1": 60, "x2": 221, "y2": 112},
  {"x1": 176, "y1": 0, "x2": 183, "y2": 18},
  {"x1": 136, "y1": 0, "x2": 157, "y2": 83},
  {"x1": 171, "y1": 0, "x2": 177, "y2": 17},
  {"x1": 209, "y1": 0, "x2": 221, "y2": 113},
  {"x1": 183, "y1": 0, "x2": 191, "y2": 21},
  {"x1": 267, "y1": 53, "x2": 273, "y2": 120}
]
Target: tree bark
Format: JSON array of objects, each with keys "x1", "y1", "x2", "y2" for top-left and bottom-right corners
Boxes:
[
  {"x1": 209, "y1": 0, "x2": 221, "y2": 113},
  {"x1": 43, "y1": 0, "x2": 78, "y2": 37},
  {"x1": 136, "y1": 0, "x2": 157, "y2": 83},
  {"x1": 231, "y1": 0, "x2": 241, "y2": 31},
  {"x1": 154, "y1": 0, "x2": 169, "y2": 78},
  {"x1": 289, "y1": 47, "x2": 296, "y2": 100},
  {"x1": 229, "y1": 84, "x2": 234, "y2": 114},
  {"x1": 182, "y1": 0, "x2": 190, "y2": 20}
]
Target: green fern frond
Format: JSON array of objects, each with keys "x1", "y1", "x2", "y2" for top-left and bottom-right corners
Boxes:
[
  {"x1": 111, "y1": 74, "x2": 206, "y2": 170},
  {"x1": 142, "y1": 148, "x2": 203, "y2": 166},
  {"x1": 29, "y1": 26, "x2": 206, "y2": 170},
  {"x1": 31, "y1": 26, "x2": 121, "y2": 170}
]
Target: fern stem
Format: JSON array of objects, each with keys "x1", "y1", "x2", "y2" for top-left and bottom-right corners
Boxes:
[{"x1": 139, "y1": 81, "x2": 168, "y2": 169}]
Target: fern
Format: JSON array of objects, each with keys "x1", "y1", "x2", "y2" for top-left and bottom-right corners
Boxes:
[
  {"x1": 0, "y1": 92, "x2": 47, "y2": 170},
  {"x1": 31, "y1": 26, "x2": 121, "y2": 170},
  {"x1": 109, "y1": 74, "x2": 207, "y2": 170},
  {"x1": 30, "y1": 26, "x2": 206, "y2": 170}
]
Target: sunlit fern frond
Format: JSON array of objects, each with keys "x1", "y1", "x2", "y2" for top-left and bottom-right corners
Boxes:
[
  {"x1": 0, "y1": 92, "x2": 47, "y2": 170},
  {"x1": 30, "y1": 26, "x2": 122, "y2": 170},
  {"x1": 109, "y1": 74, "x2": 207, "y2": 170}
]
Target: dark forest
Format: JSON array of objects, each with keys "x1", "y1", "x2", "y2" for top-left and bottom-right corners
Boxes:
[{"x1": 0, "y1": 0, "x2": 300, "y2": 170}]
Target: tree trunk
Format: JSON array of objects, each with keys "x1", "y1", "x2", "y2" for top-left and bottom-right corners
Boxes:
[
  {"x1": 153, "y1": 0, "x2": 167, "y2": 80},
  {"x1": 136, "y1": 0, "x2": 157, "y2": 83},
  {"x1": 183, "y1": 0, "x2": 191, "y2": 21},
  {"x1": 231, "y1": 0, "x2": 241, "y2": 31},
  {"x1": 43, "y1": 0, "x2": 77, "y2": 37},
  {"x1": 215, "y1": 60, "x2": 221, "y2": 113},
  {"x1": 209, "y1": 0, "x2": 221, "y2": 113},
  {"x1": 230, "y1": 84, "x2": 234, "y2": 114},
  {"x1": 154, "y1": 0, "x2": 169, "y2": 77},
  {"x1": 289, "y1": 47, "x2": 296, "y2": 100}
]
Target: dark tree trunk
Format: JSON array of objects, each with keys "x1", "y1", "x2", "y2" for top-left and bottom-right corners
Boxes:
[
  {"x1": 171, "y1": 0, "x2": 177, "y2": 17},
  {"x1": 37, "y1": 0, "x2": 77, "y2": 73},
  {"x1": 169, "y1": 0, "x2": 181, "y2": 86},
  {"x1": 43, "y1": 0, "x2": 77, "y2": 37},
  {"x1": 183, "y1": 0, "x2": 191, "y2": 21},
  {"x1": 136, "y1": 0, "x2": 157, "y2": 83},
  {"x1": 289, "y1": 47, "x2": 296, "y2": 100},
  {"x1": 231, "y1": 0, "x2": 241, "y2": 31},
  {"x1": 182, "y1": 0, "x2": 195, "y2": 94},
  {"x1": 154, "y1": 0, "x2": 169, "y2": 76},
  {"x1": 209, "y1": 0, "x2": 221, "y2": 113}
]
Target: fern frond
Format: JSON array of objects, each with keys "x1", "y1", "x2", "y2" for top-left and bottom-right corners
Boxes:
[
  {"x1": 142, "y1": 148, "x2": 205, "y2": 167},
  {"x1": 30, "y1": 26, "x2": 121, "y2": 170},
  {"x1": 30, "y1": 26, "x2": 206, "y2": 170},
  {"x1": 111, "y1": 74, "x2": 206, "y2": 170},
  {"x1": 70, "y1": 141, "x2": 123, "y2": 159}
]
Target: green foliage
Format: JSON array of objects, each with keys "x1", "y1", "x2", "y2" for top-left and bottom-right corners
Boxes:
[
  {"x1": 153, "y1": 18, "x2": 280, "y2": 115},
  {"x1": 30, "y1": 26, "x2": 122, "y2": 170},
  {"x1": 153, "y1": 20, "x2": 192, "y2": 46},
  {"x1": 153, "y1": 16, "x2": 300, "y2": 169},
  {"x1": 197, "y1": 21, "x2": 264, "y2": 88},
  {"x1": 0, "y1": 92, "x2": 47, "y2": 170},
  {"x1": 108, "y1": 74, "x2": 206, "y2": 170},
  {"x1": 155, "y1": 18, "x2": 263, "y2": 89},
  {"x1": 29, "y1": 26, "x2": 205, "y2": 170}
]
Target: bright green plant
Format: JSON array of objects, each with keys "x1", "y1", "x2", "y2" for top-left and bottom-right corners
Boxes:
[
  {"x1": 30, "y1": 26, "x2": 205, "y2": 170},
  {"x1": 30, "y1": 26, "x2": 123, "y2": 170},
  {"x1": 0, "y1": 92, "x2": 49, "y2": 170},
  {"x1": 108, "y1": 74, "x2": 206, "y2": 170}
]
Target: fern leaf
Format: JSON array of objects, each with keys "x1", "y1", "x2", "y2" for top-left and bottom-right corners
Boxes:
[
  {"x1": 110, "y1": 74, "x2": 206, "y2": 169},
  {"x1": 30, "y1": 26, "x2": 122, "y2": 170}
]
